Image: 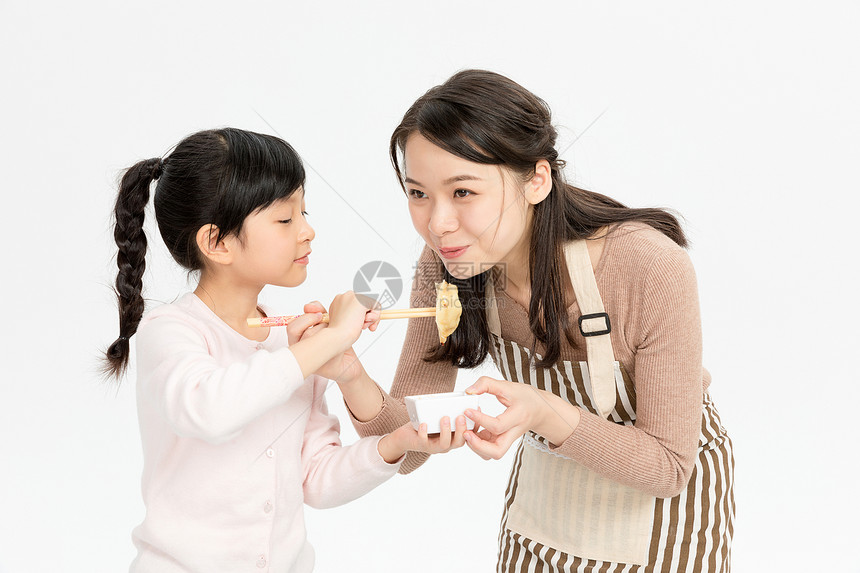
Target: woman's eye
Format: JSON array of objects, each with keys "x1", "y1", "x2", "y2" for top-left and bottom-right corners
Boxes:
[
  {"x1": 301, "y1": 211, "x2": 309, "y2": 217},
  {"x1": 408, "y1": 189, "x2": 426, "y2": 199},
  {"x1": 454, "y1": 189, "x2": 473, "y2": 198},
  {"x1": 279, "y1": 219, "x2": 293, "y2": 224}
]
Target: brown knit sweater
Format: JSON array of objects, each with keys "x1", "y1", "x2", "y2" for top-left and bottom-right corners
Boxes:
[{"x1": 351, "y1": 222, "x2": 708, "y2": 499}]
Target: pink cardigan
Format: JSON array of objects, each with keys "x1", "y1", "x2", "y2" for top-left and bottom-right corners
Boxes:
[{"x1": 130, "y1": 293, "x2": 400, "y2": 572}]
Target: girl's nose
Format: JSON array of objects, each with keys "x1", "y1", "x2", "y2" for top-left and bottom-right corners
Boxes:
[{"x1": 299, "y1": 217, "x2": 315, "y2": 242}]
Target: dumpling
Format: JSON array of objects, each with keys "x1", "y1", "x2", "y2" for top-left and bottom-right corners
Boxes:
[{"x1": 435, "y1": 281, "x2": 463, "y2": 345}]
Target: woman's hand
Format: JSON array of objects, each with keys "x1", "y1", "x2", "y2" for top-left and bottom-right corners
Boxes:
[
  {"x1": 376, "y1": 417, "x2": 468, "y2": 463},
  {"x1": 462, "y1": 376, "x2": 581, "y2": 460}
]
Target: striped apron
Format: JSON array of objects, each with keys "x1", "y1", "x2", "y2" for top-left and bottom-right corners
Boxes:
[{"x1": 486, "y1": 240, "x2": 735, "y2": 572}]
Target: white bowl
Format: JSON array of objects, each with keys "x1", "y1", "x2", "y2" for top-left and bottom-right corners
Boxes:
[{"x1": 404, "y1": 391, "x2": 479, "y2": 434}]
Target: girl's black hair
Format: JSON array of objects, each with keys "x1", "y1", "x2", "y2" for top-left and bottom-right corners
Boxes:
[
  {"x1": 390, "y1": 69, "x2": 687, "y2": 368},
  {"x1": 104, "y1": 128, "x2": 305, "y2": 378}
]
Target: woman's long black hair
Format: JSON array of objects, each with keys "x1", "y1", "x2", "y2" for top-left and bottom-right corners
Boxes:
[
  {"x1": 390, "y1": 70, "x2": 687, "y2": 368},
  {"x1": 104, "y1": 128, "x2": 305, "y2": 378}
]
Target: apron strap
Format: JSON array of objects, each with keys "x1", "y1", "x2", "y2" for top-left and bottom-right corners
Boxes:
[
  {"x1": 564, "y1": 240, "x2": 616, "y2": 418},
  {"x1": 483, "y1": 242, "x2": 616, "y2": 418}
]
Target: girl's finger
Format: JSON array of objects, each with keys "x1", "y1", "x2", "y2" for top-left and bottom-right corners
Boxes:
[
  {"x1": 286, "y1": 312, "x2": 323, "y2": 337},
  {"x1": 303, "y1": 301, "x2": 327, "y2": 314},
  {"x1": 365, "y1": 307, "x2": 381, "y2": 321}
]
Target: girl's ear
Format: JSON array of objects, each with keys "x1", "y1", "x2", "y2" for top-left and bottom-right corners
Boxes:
[
  {"x1": 195, "y1": 224, "x2": 233, "y2": 265},
  {"x1": 525, "y1": 159, "x2": 553, "y2": 205}
]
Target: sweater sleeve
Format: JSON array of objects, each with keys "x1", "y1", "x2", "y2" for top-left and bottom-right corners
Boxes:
[
  {"x1": 549, "y1": 246, "x2": 703, "y2": 498},
  {"x1": 349, "y1": 245, "x2": 459, "y2": 474},
  {"x1": 301, "y1": 377, "x2": 401, "y2": 509},
  {"x1": 135, "y1": 313, "x2": 305, "y2": 444}
]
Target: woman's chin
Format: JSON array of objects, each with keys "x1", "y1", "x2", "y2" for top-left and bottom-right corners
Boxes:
[{"x1": 441, "y1": 261, "x2": 483, "y2": 280}]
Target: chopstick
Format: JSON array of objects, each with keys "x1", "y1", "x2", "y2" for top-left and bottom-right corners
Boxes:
[{"x1": 247, "y1": 307, "x2": 436, "y2": 327}]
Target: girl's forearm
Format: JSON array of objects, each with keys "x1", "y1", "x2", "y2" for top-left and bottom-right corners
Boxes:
[
  {"x1": 338, "y1": 369, "x2": 385, "y2": 422},
  {"x1": 288, "y1": 329, "x2": 353, "y2": 379}
]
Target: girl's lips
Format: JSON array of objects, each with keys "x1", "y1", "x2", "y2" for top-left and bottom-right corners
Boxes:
[
  {"x1": 294, "y1": 253, "x2": 310, "y2": 265},
  {"x1": 438, "y1": 246, "x2": 468, "y2": 259}
]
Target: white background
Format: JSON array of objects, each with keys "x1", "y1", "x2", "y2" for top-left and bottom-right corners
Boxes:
[{"x1": 1, "y1": 1, "x2": 858, "y2": 571}]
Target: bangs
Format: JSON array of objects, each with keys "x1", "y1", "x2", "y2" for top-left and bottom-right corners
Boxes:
[
  {"x1": 414, "y1": 100, "x2": 501, "y2": 166},
  {"x1": 213, "y1": 130, "x2": 306, "y2": 239}
]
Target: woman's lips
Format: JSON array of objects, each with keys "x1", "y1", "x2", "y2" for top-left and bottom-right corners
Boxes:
[
  {"x1": 294, "y1": 252, "x2": 311, "y2": 265},
  {"x1": 438, "y1": 246, "x2": 468, "y2": 259}
]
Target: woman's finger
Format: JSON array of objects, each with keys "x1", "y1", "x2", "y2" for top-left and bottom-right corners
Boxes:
[
  {"x1": 465, "y1": 429, "x2": 515, "y2": 460},
  {"x1": 463, "y1": 430, "x2": 497, "y2": 460},
  {"x1": 465, "y1": 376, "x2": 513, "y2": 406},
  {"x1": 464, "y1": 408, "x2": 507, "y2": 435}
]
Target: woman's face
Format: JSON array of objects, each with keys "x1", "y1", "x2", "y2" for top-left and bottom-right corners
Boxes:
[{"x1": 403, "y1": 134, "x2": 533, "y2": 279}]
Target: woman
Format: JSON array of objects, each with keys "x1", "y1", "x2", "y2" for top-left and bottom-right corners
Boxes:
[{"x1": 337, "y1": 69, "x2": 734, "y2": 572}]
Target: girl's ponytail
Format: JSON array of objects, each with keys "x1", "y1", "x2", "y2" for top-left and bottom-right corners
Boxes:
[{"x1": 104, "y1": 157, "x2": 163, "y2": 378}]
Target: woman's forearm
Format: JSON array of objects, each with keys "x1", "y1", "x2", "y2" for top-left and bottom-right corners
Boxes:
[{"x1": 534, "y1": 389, "x2": 582, "y2": 446}]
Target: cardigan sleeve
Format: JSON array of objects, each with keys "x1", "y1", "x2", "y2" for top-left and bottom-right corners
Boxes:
[
  {"x1": 349, "y1": 245, "x2": 459, "y2": 474},
  {"x1": 135, "y1": 312, "x2": 305, "y2": 444},
  {"x1": 549, "y1": 245, "x2": 703, "y2": 498},
  {"x1": 301, "y1": 377, "x2": 401, "y2": 508}
]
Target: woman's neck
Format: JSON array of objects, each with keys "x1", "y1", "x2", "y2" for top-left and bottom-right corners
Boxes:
[
  {"x1": 497, "y1": 230, "x2": 533, "y2": 306},
  {"x1": 497, "y1": 227, "x2": 609, "y2": 311},
  {"x1": 194, "y1": 273, "x2": 267, "y2": 341}
]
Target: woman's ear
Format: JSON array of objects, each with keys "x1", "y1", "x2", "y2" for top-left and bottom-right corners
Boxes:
[
  {"x1": 195, "y1": 224, "x2": 233, "y2": 265},
  {"x1": 525, "y1": 159, "x2": 553, "y2": 205}
]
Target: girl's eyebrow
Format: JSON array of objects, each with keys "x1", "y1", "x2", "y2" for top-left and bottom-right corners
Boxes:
[{"x1": 404, "y1": 174, "x2": 483, "y2": 186}]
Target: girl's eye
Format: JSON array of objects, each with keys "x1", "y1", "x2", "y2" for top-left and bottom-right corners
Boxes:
[
  {"x1": 279, "y1": 219, "x2": 293, "y2": 224},
  {"x1": 408, "y1": 189, "x2": 426, "y2": 199},
  {"x1": 454, "y1": 189, "x2": 473, "y2": 198}
]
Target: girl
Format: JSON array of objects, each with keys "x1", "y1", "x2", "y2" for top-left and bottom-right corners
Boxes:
[
  {"x1": 338, "y1": 71, "x2": 735, "y2": 572},
  {"x1": 104, "y1": 128, "x2": 455, "y2": 573}
]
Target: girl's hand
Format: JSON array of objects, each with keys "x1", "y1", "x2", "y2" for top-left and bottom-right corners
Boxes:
[
  {"x1": 295, "y1": 301, "x2": 365, "y2": 384},
  {"x1": 462, "y1": 376, "x2": 579, "y2": 460},
  {"x1": 377, "y1": 417, "x2": 468, "y2": 463},
  {"x1": 285, "y1": 307, "x2": 324, "y2": 347},
  {"x1": 326, "y1": 291, "x2": 379, "y2": 348}
]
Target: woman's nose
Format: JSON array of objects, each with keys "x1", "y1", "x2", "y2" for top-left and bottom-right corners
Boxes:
[{"x1": 428, "y1": 202, "x2": 458, "y2": 236}]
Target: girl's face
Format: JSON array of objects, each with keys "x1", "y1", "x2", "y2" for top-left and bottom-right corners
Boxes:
[
  {"x1": 228, "y1": 190, "x2": 315, "y2": 288},
  {"x1": 403, "y1": 134, "x2": 533, "y2": 279}
]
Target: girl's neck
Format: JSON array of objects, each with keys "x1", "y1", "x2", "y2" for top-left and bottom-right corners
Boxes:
[{"x1": 194, "y1": 273, "x2": 267, "y2": 342}]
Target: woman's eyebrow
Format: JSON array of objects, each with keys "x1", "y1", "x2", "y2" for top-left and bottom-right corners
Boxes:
[{"x1": 404, "y1": 174, "x2": 483, "y2": 186}]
